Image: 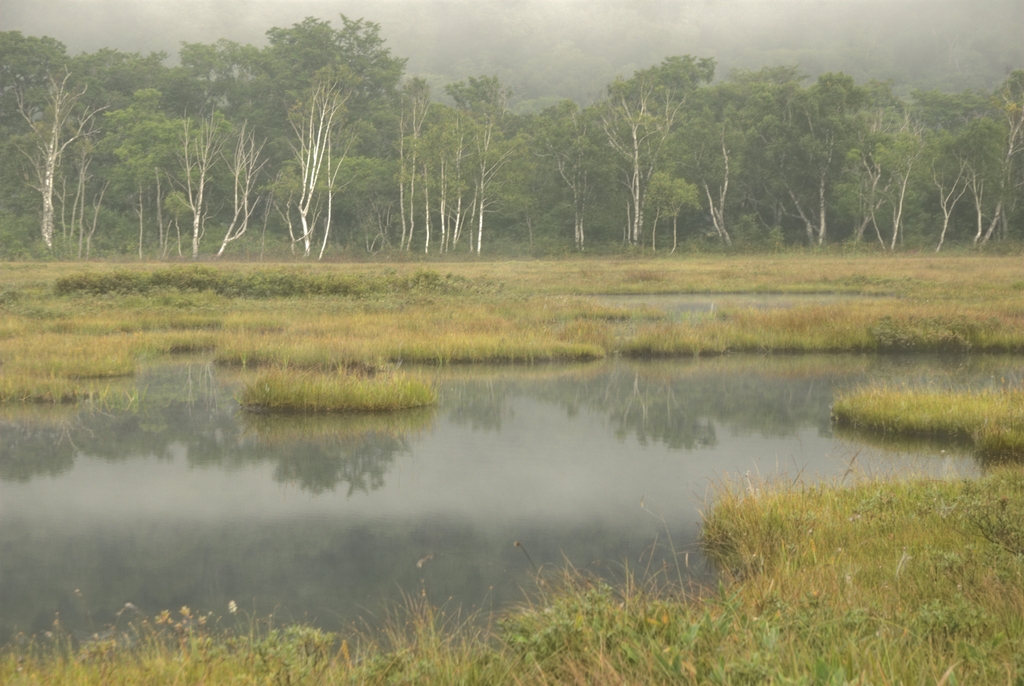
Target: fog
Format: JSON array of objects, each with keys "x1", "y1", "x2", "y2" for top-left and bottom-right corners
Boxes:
[{"x1": 3, "y1": 0, "x2": 1022, "y2": 105}]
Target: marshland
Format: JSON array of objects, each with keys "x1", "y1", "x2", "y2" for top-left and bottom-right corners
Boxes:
[
  {"x1": 1, "y1": 254, "x2": 1024, "y2": 683},
  {"x1": 4, "y1": 0, "x2": 1024, "y2": 679}
]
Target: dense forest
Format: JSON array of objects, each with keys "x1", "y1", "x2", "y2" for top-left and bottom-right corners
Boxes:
[{"x1": 2, "y1": 11, "x2": 1024, "y2": 259}]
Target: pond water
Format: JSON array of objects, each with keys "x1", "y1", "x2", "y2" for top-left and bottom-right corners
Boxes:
[{"x1": 1, "y1": 354, "x2": 1019, "y2": 643}]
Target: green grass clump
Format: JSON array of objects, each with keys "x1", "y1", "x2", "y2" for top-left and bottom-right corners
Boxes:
[
  {"x1": 0, "y1": 376, "x2": 92, "y2": 403},
  {"x1": 868, "y1": 314, "x2": 1015, "y2": 353},
  {"x1": 239, "y1": 369, "x2": 436, "y2": 413},
  {"x1": 833, "y1": 386, "x2": 1024, "y2": 458},
  {"x1": 0, "y1": 375, "x2": 138, "y2": 406}
]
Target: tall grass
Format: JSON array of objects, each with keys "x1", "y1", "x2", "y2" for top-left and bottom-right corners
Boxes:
[
  {"x1": 622, "y1": 304, "x2": 1024, "y2": 357},
  {"x1": 697, "y1": 468, "x2": 1024, "y2": 683},
  {"x1": 239, "y1": 407, "x2": 437, "y2": 444},
  {"x1": 0, "y1": 334, "x2": 137, "y2": 379}
]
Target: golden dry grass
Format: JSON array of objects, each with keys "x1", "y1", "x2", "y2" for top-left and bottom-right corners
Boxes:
[{"x1": 1, "y1": 255, "x2": 1023, "y2": 404}]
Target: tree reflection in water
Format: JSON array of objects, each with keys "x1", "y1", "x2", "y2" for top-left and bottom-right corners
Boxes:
[
  {"x1": 5, "y1": 355, "x2": 1024, "y2": 488},
  {"x1": 2, "y1": 356, "x2": 1018, "y2": 645},
  {"x1": 0, "y1": 364, "x2": 435, "y2": 496},
  {"x1": 239, "y1": 412, "x2": 435, "y2": 495}
]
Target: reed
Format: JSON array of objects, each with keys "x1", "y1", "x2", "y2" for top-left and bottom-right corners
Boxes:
[
  {"x1": 0, "y1": 374, "x2": 137, "y2": 406},
  {"x1": 239, "y1": 369, "x2": 437, "y2": 413},
  {"x1": 0, "y1": 334, "x2": 137, "y2": 379}
]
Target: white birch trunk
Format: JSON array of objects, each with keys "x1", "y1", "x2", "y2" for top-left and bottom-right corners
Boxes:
[
  {"x1": 290, "y1": 78, "x2": 348, "y2": 258},
  {"x1": 424, "y1": 166, "x2": 432, "y2": 254},
  {"x1": 16, "y1": 71, "x2": 103, "y2": 251},
  {"x1": 217, "y1": 123, "x2": 267, "y2": 257}
]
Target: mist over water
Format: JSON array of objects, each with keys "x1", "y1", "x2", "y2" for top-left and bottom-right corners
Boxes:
[
  {"x1": 4, "y1": 0, "x2": 1021, "y2": 106},
  {"x1": 0, "y1": 355, "x2": 1002, "y2": 642}
]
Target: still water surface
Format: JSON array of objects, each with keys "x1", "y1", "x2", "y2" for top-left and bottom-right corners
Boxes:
[{"x1": 1, "y1": 354, "x2": 1017, "y2": 642}]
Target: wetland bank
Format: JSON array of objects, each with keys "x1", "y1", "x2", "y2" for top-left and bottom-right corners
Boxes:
[{"x1": 3, "y1": 255, "x2": 1024, "y2": 684}]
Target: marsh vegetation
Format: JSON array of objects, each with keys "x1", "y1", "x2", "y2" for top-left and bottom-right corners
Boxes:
[
  {"x1": 5, "y1": 0, "x2": 1024, "y2": 679},
  {"x1": 2, "y1": 256, "x2": 1024, "y2": 409},
  {"x1": 3, "y1": 255, "x2": 1024, "y2": 683}
]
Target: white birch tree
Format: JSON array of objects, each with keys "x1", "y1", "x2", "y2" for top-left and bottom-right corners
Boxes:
[
  {"x1": 15, "y1": 70, "x2": 104, "y2": 251},
  {"x1": 929, "y1": 132, "x2": 969, "y2": 252},
  {"x1": 601, "y1": 57, "x2": 714, "y2": 247},
  {"x1": 446, "y1": 76, "x2": 518, "y2": 255},
  {"x1": 877, "y1": 120, "x2": 925, "y2": 250},
  {"x1": 216, "y1": 122, "x2": 267, "y2": 257},
  {"x1": 176, "y1": 113, "x2": 229, "y2": 259},
  {"x1": 537, "y1": 101, "x2": 601, "y2": 251},
  {"x1": 397, "y1": 78, "x2": 430, "y2": 251},
  {"x1": 288, "y1": 72, "x2": 350, "y2": 257}
]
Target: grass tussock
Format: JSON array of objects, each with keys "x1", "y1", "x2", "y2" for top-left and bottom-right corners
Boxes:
[
  {"x1": 6, "y1": 470, "x2": 1024, "y2": 683},
  {"x1": 239, "y1": 369, "x2": 437, "y2": 413},
  {"x1": 0, "y1": 375, "x2": 139, "y2": 406},
  {"x1": 833, "y1": 386, "x2": 1024, "y2": 458},
  {"x1": 0, "y1": 376, "x2": 93, "y2": 404}
]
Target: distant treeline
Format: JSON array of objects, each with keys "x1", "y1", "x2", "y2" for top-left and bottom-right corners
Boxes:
[{"x1": 2, "y1": 16, "x2": 1023, "y2": 259}]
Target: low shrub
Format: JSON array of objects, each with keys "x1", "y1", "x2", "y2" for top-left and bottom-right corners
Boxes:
[{"x1": 53, "y1": 267, "x2": 488, "y2": 299}]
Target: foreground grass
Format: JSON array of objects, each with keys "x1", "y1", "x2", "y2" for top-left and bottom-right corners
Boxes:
[
  {"x1": 5, "y1": 469, "x2": 1024, "y2": 684},
  {"x1": 834, "y1": 386, "x2": 1024, "y2": 459}
]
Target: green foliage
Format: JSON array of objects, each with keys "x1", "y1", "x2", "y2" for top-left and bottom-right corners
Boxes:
[
  {"x1": 250, "y1": 625, "x2": 336, "y2": 684},
  {"x1": 958, "y1": 471, "x2": 1024, "y2": 555},
  {"x1": 4, "y1": 9, "x2": 1024, "y2": 256}
]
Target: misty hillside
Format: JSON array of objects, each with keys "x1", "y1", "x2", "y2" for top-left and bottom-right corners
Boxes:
[{"x1": 3, "y1": 0, "x2": 1021, "y2": 109}]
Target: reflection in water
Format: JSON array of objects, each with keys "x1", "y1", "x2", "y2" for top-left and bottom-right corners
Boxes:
[
  {"x1": 1, "y1": 355, "x2": 1016, "y2": 644},
  {"x1": 240, "y1": 412, "x2": 435, "y2": 495},
  {"x1": 0, "y1": 419, "x2": 77, "y2": 482},
  {"x1": 445, "y1": 380, "x2": 512, "y2": 432}
]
